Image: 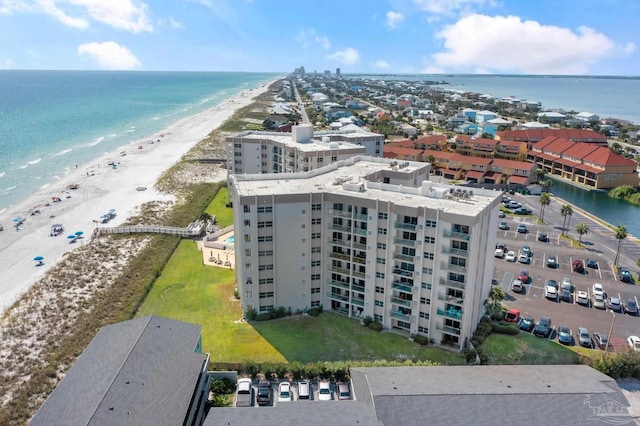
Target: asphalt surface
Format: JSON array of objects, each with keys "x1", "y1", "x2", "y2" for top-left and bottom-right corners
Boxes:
[{"x1": 494, "y1": 192, "x2": 640, "y2": 353}]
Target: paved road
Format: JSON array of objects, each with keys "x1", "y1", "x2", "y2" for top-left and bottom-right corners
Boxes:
[
  {"x1": 494, "y1": 192, "x2": 640, "y2": 352},
  {"x1": 292, "y1": 81, "x2": 310, "y2": 125}
]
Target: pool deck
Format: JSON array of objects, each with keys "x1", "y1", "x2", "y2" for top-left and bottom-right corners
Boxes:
[{"x1": 199, "y1": 230, "x2": 235, "y2": 269}]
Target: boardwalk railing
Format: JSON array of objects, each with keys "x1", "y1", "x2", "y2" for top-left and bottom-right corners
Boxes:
[{"x1": 96, "y1": 220, "x2": 206, "y2": 238}]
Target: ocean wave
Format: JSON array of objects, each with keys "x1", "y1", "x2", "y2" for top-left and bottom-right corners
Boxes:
[
  {"x1": 53, "y1": 148, "x2": 72, "y2": 157},
  {"x1": 125, "y1": 128, "x2": 136, "y2": 133},
  {"x1": 28, "y1": 158, "x2": 41, "y2": 165},
  {"x1": 152, "y1": 116, "x2": 159, "y2": 120},
  {"x1": 40, "y1": 182, "x2": 50, "y2": 190},
  {"x1": 1, "y1": 185, "x2": 17, "y2": 194},
  {"x1": 88, "y1": 136, "x2": 105, "y2": 147},
  {"x1": 0, "y1": 171, "x2": 5, "y2": 178},
  {"x1": 109, "y1": 133, "x2": 117, "y2": 137}
]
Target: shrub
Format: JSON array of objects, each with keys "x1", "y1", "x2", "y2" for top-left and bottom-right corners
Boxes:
[
  {"x1": 254, "y1": 313, "x2": 272, "y2": 321},
  {"x1": 463, "y1": 347, "x2": 478, "y2": 363},
  {"x1": 245, "y1": 308, "x2": 257, "y2": 321},
  {"x1": 362, "y1": 315, "x2": 373, "y2": 326},
  {"x1": 369, "y1": 321, "x2": 383, "y2": 332},
  {"x1": 413, "y1": 335, "x2": 428, "y2": 346},
  {"x1": 210, "y1": 378, "x2": 236, "y2": 394},
  {"x1": 275, "y1": 306, "x2": 287, "y2": 318},
  {"x1": 593, "y1": 351, "x2": 640, "y2": 379},
  {"x1": 233, "y1": 288, "x2": 239, "y2": 299},
  {"x1": 491, "y1": 322, "x2": 520, "y2": 335},
  {"x1": 307, "y1": 308, "x2": 320, "y2": 317}
]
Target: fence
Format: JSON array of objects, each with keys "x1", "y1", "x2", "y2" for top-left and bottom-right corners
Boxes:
[{"x1": 96, "y1": 220, "x2": 206, "y2": 238}]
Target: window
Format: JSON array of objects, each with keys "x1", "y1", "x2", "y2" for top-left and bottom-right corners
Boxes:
[
  {"x1": 257, "y1": 206, "x2": 272, "y2": 213},
  {"x1": 419, "y1": 312, "x2": 430, "y2": 319},
  {"x1": 450, "y1": 257, "x2": 466, "y2": 267},
  {"x1": 259, "y1": 292, "x2": 274, "y2": 299},
  {"x1": 243, "y1": 205, "x2": 250, "y2": 213},
  {"x1": 376, "y1": 272, "x2": 385, "y2": 279},
  {"x1": 331, "y1": 156, "x2": 337, "y2": 161},
  {"x1": 317, "y1": 157, "x2": 323, "y2": 163},
  {"x1": 375, "y1": 286, "x2": 385, "y2": 294},
  {"x1": 311, "y1": 260, "x2": 321, "y2": 267},
  {"x1": 377, "y1": 242, "x2": 387, "y2": 250},
  {"x1": 378, "y1": 227, "x2": 387, "y2": 235},
  {"x1": 378, "y1": 212, "x2": 388, "y2": 220},
  {"x1": 311, "y1": 301, "x2": 321, "y2": 307},
  {"x1": 421, "y1": 282, "x2": 432, "y2": 290},
  {"x1": 374, "y1": 314, "x2": 383, "y2": 322},
  {"x1": 312, "y1": 232, "x2": 321, "y2": 239},
  {"x1": 376, "y1": 257, "x2": 386, "y2": 265},
  {"x1": 425, "y1": 220, "x2": 437, "y2": 228},
  {"x1": 312, "y1": 203, "x2": 322, "y2": 211},
  {"x1": 244, "y1": 249, "x2": 251, "y2": 257},
  {"x1": 312, "y1": 247, "x2": 321, "y2": 253},
  {"x1": 424, "y1": 236, "x2": 435, "y2": 244},
  {"x1": 258, "y1": 264, "x2": 274, "y2": 271},
  {"x1": 376, "y1": 141, "x2": 381, "y2": 146},
  {"x1": 245, "y1": 291, "x2": 253, "y2": 298},
  {"x1": 257, "y1": 236, "x2": 273, "y2": 242},
  {"x1": 312, "y1": 218, "x2": 322, "y2": 225},
  {"x1": 311, "y1": 287, "x2": 321, "y2": 294},
  {"x1": 258, "y1": 278, "x2": 274, "y2": 285},
  {"x1": 258, "y1": 250, "x2": 273, "y2": 256},
  {"x1": 402, "y1": 247, "x2": 416, "y2": 256},
  {"x1": 423, "y1": 252, "x2": 434, "y2": 260},
  {"x1": 244, "y1": 234, "x2": 251, "y2": 243},
  {"x1": 234, "y1": 143, "x2": 242, "y2": 148},
  {"x1": 420, "y1": 297, "x2": 431, "y2": 305},
  {"x1": 375, "y1": 300, "x2": 384, "y2": 307},
  {"x1": 449, "y1": 272, "x2": 465, "y2": 283},
  {"x1": 423, "y1": 267, "x2": 433, "y2": 275},
  {"x1": 301, "y1": 209, "x2": 306, "y2": 214},
  {"x1": 257, "y1": 221, "x2": 273, "y2": 228},
  {"x1": 451, "y1": 240, "x2": 468, "y2": 251},
  {"x1": 311, "y1": 274, "x2": 321, "y2": 281},
  {"x1": 418, "y1": 326, "x2": 429, "y2": 334}
]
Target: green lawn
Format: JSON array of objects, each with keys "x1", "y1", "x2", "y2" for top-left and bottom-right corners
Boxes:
[
  {"x1": 482, "y1": 332, "x2": 580, "y2": 364},
  {"x1": 252, "y1": 312, "x2": 464, "y2": 364},
  {"x1": 136, "y1": 239, "x2": 286, "y2": 363},
  {"x1": 205, "y1": 187, "x2": 234, "y2": 228}
]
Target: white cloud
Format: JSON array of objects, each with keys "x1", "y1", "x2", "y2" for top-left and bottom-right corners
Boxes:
[
  {"x1": 623, "y1": 42, "x2": 636, "y2": 55},
  {"x1": 326, "y1": 47, "x2": 360, "y2": 65},
  {"x1": 375, "y1": 59, "x2": 390, "y2": 69},
  {"x1": 426, "y1": 14, "x2": 615, "y2": 75},
  {"x1": 413, "y1": 0, "x2": 494, "y2": 16},
  {"x1": 168, "y1": 16, "x2": 182, "y2": 29},
  {"x1": 77, "y1": 41, "x2": 141, "y2": 70},
  {"x1": 38, "y1": 0, "x2": 89, "y2": 28},
  {"x1": 386, "y1": 11, "x2": 404, "y2": 28},
  {"x1": 295, "y1": 28, "x2": 331, "y2": 50},
  {"x1": 0, "y1": 57, "x2": 14, "y2": 69}
]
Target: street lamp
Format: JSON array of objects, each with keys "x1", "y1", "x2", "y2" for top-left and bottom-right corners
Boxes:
[{"x1": 605, "y1": 309, "x2": 616, "y2": 354}]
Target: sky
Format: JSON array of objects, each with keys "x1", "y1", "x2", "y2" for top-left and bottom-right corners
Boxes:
[{"x1": 0, "y1": 0, "x2": 638, "y2": 75}]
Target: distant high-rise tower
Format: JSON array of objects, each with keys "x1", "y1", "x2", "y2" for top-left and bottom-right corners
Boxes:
[
  {"x1": 336, "y1": 67, "x2": 341, "y2": 76},
  {"x1": 300, "y1": 66, "x2": 305, "y2": 74},
  {"x1": 324, "y1": 70, "x2": 331, "y2": 76}
]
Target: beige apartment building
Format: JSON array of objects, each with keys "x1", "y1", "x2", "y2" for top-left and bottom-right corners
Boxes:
[{"x1": 230, "y1": 156, "x2": 501, "y2": 349}]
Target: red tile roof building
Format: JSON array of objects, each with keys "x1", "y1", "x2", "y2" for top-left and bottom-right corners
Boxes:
[{"x1": 496, "y1": 129, "x2": 607, "y2": 145}]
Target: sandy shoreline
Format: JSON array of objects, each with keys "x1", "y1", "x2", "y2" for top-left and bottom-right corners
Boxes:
[{"x1": 0, "y1": 80, "x2": 275, "y2": 314}]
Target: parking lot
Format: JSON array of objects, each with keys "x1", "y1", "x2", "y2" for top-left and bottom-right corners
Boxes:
[
  {"x1": 494, "y1": 197, "x2": 640, "y2": 352},
  {"x1": 239, "y1": 380, "x2": 350, "y2": 407}
]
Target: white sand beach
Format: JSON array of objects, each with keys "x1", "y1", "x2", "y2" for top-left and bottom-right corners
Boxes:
[{"x1": 0, "y1": 81, "x2": 273, "y2": 314}]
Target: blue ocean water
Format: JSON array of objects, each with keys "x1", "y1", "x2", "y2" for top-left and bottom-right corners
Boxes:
[{"x1": 0, "y1": 71, "x2": 278, "y2": 213}]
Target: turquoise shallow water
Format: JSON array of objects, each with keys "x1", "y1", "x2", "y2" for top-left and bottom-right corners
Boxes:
[{"x1": 0, "y1": 71, "x2": 278, "y2": 212}]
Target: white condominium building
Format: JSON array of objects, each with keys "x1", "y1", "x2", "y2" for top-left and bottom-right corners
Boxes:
[
  {"x1": 230, "y1": 156, "x2": 501, "y2": 350},
  {"x1": 226, "y1": 124, "x2": 383, "y2": 177}
]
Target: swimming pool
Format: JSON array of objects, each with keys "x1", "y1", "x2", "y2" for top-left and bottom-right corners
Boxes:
[{"x1": 224, "y1": 236, "x2": 235, "y2": 244}]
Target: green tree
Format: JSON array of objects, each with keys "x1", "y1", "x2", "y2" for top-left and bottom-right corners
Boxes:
[
  {"x1": 614, "y1": 225, "x2": 628, "y2": 267},
  {"x1": 575, "y1": 223, "x2": 589, "y2": 244},
  {"x1": 484, "y1": 286, "x2": 505, "y2": 318},
  {"x1": 535, "y1": 168, "x2": 547, "y2": 183},
  {"x1": 560, "y1": 204, "x2": 573, "y2": 235},
  {"x1": 539, "y1": 192, "x2": 551, "y2": 222}
]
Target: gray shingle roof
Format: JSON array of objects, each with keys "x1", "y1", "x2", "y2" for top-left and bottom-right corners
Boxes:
[{"x1": 30, "y1": 316, "x2": 206, "y2": 426}]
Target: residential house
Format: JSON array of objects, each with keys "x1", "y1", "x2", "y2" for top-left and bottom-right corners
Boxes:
[
  {"x1": 521, "y1": 121, "x2": 550, "y2": 129},
  {"x1": 488, "y1": 158, "x2": 536, "y2": 185},
  {"x1": 537, "y1": 111, "x2": 566, "y2": 123},
  {"x1": 457, "y1": 122, "x2": 479, "y2": 135},
  {"x1": 264, "y1": 114, "x2": 289, "y2": 129},
  {"x1": 460, "y1": 108, "x2": 477, "y2": 121},
  {"x1": 325, "y1": 107, "x2": 352, "y2": 121},
  {"x1": 576, "y1": 112, "x2": 600, "y2": 122},
  {"x1": 494, "y1": 139, "x2": 528, "y2": 161},
  {"x1": 476, "y1": 110, "x2": 498, "y2": 124},
  {"x1": 383, "y1": 145, "x2": 423, "y2": 161},
  {"x1": 496, "y1": 129, "x2": 607, "y2": 145},
  {"x1": 455, "y1": 136, "x2": 498, "y2": 158}
]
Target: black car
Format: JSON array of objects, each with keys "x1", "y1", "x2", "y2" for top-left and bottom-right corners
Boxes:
[
  {"x1": 586, "y1": 259, "x2": 598, "y2": 269},
  {"x1": 538, "y1": 233, "x2": 548, "y2": 242},
  {"x1": 519, "y1": 316, "x2": 535, "y2": 332},
  {"x1": 560, "y1": 289, "x2": 572, "y2": 303},
  {"x1": 557, "y1": 325, "x2": 572, "y2": 345},
  {"x1": 625, "y1": 299, "x2": 638, "y2": 315},
  {"x1": 513, "y1": 207, "x2": 532, "y2": 215},
  {"x1": 257, "y1": 381, "x2": 271, "y2": 406},
  {"x1": 533, "y1": 317, "x2": 552, "y2": 338},
  {"x1": 620, "y1": 268, "x2": 633, "y2": 283}
]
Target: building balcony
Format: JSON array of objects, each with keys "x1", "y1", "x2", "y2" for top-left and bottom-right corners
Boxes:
[
  {"x1": 394, "y1": 221, "x2": 417, "y2": 231},
  {"x1": 352, "y1": 256, "x2": 366, "y2": 265},
  {"x1": 440, "y1": 261, "x2": 466, "y2": 273},
  {"x1": 390, "y1": 297, "x2": 412, "y2": 307},
  {"x1": 352, "y1": 284, "x2": 365, "y2": 293},
  {"x1": 390, "y1": 311, "x2": 411, "y2": 321},
  {"x1": 393, "y1": 252, "x2": 414, "y2": 262},
  {"x1": 330, "y1": 266, "x2": 351, "y2": 276},
  {"x1": 392, "y1": 268, "x2": 414, "y2": 278},
  {"x1": 443, "y1": 229, "x2": 470, "y2": 240},
  {"x1": 354, "y1": 213, "x2": 368, "y2": 221},
  {"x1": 436, "y1": 323, "x2": 461, "y2": 336},
  {"x1": 439, "y1": 277, "x2": 466, "y2": 290},
  {"x1": 437, "y1": 308, "x2": 463, "y2": 320},
  {"x1": 393, "y1": 237, "x2": 416, "y2": 247},
  {"x1": 352, "y1": 270, "x2": 365, "y2": 279},
  {"x1": 328, "y1": 238, "x2": 350, "y2": 248},
  {"x1": 328, "y1": 279, "x2": 350, "y2": 291},
  {"x1": 352, "y1": 241, "x2": 367, "y2": 250},
  {"x1": 437, "y1": 293, "x2": 464, "y2": 305},
  {"x1": 329, "y1": 252, "x2": 351, "y2": 262},
  {"x1": 329, "y1": 224, "x2": 352, "y2": 233},
  {"x1": 354, "y1": 228, "x2": 368, "y2": 236},
  {"x1": 392, "y1": 282, "x2": 413, "y2": 293},
  {"x1": 351, "y1": 298, "x2": 364, "y2": 307},
  {"x1": 441, "y1": 247, "x2": 468, "y2": 257},
  {"x1": 326, "y1": 292, "x2": 349, "y2": 302},
  {"x1": 332, "y1": 209, "x2": 352, "y2": 218}
]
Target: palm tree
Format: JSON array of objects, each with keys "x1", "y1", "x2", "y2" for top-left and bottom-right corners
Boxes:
[
  {"x1": 614, "y1": 225, "x2": 628, "y2": 267},
  {"x1": 560, "y1": 204, "x2": 573, "y2": 235},
  {"x1": 539, "y1": 192, "x2": 551, "y2": 222},
  {"x1": 575, "y1": 223, "x2": 589, "y2": 244},
  {"x1": 535, "y1": 168, "x2": 547, "y2": 183},
  {"x1": 485, "y1": 286, "x2": 506, "y2": 318}
]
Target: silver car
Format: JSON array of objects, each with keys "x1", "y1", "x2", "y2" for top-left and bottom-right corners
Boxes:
[{"x1": 577, "y1": 327, "x2": 591, "y2": 348}]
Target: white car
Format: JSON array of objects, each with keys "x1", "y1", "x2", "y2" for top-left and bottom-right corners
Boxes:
[
  {"x1": 494, "y1": 248, "x2": 505, "y2": 258},
  {"x1": 593, "y1": 294, "x2": 606, "y2": 309},
  {"x1": 592, "y1": 283, "x2": 605, "y2": 298},
  {"x1": 505, "y1": 251, "x2": 516, "y2": 262},
  {"x1": 576, "y1": 291, "x2": 589, "y2": 306},
  {"x1": 318, "y1": 381, "x2": 332, "y2": 401},
  {"x1": 518, "y1": 253, "x2": 530, "y2": 264},
  {"x1": 561, "y1": 277, "x2": 572, "y2": 291},
  {"x1": 278, "y1": 382, "x2": 292, "y2": 402},
  {"x1": 545, "y1": 285, "x2": 558, "y2": 300},
  {"x1": 628, "y1": 336, "x2": 640, "y2": 352}
]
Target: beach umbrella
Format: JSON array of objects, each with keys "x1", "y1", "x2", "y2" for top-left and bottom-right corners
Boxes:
[
  {"x1": 12, "y1": 217, "x2": 21, "y2": 223},
  {"x1": 108, "y1": 209, "x2": 116, "y2": 214},
  {"x1": 33, "y1": 256, "x2": 44, "y2": 261},
  {"x1": 74, "y1": 231, "x2": 84, "y2": 237},
  {"x1": 67, "y1": 234, "x2": 77, "y2": 240}
]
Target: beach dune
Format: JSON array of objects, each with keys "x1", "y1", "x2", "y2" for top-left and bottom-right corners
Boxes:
[{"x1": 0, "y1": 83, "x2": 274, "y2": 314}]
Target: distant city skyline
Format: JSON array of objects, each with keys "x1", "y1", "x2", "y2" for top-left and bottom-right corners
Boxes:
[{"x1": 0, "y1": 0, "x2": 638, "y2": 76}]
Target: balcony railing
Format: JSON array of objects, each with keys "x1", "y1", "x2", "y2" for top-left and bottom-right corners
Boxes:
[
  {"x1": 436, "y1": 323, "x2": 461, "y2": 336},
  {"x1": 352, "y1": 241, "x2": 367, "y2": 250},
  {"x1": 393, "y1": 238, "x2": 416, "y2": 247},
  {"x1": 437, "y1": 293, "x2": 464, "y2": 305},
  {"x1": 443, "y1": 229, "x2": 470, "y2": 240},
  {"x1": 392, "y1": 268, "x2": 414, "y2": 278},
  {"x1": 390, "y1": 311, "x2": 411, "y2": 320},
  {"x1": 351, "y1": 298, "x2": 364, "y2": 307},
  {"x1": 330, "y1": 266, "x2": 351, "y2": 275},
  {"x1": 326, "y1": 292, "x2": 349, "y2": 302},
  {"x1": 352, "y1": 256, "x2": 366, "y2": 265},
  {"x1": 394, "y1": 221, "x2": 417, "y2": 231},
  {"x1": 390, "y1": 297, "x2": 412, "y2": 307},
  {"x1": 440, "y1": 261, "x2": 466, "y2": 272},
  {"x1": 393, "y1": 252, "x2": 415, "y2": 262},
  {"x1": 354, "y1": 213, "x2": 368, "y2": 221},
  {"x1": 352, "y1": 284, "x2": 365, "y2": 293},
  {"x1": 329, "y1": 252, "x2": 351, "y2": 262},
  {"x1": 328, "y1": 279, "x2": 350, "y2": 291},
  {"x1": 332, "y1": 210, "x2": 352, "y2": 218},
  {"x1": 437, "y1": 308, "x2": 463, "y2": 320},
  {"x1": 354, "y1": 228, "x2": 368, "y2": 236},
  {"x1": 352, "y1": 270, "x2": 365, "y2": 279},
  {"x1": 328, "y1": 238, "x2": 350, "y2": 248},
  {"x1": 441, "y1": 247, "x2": 468, "y2": 257},
  {"x1": 392, "y1": 282, "x2": 413, "y2": 293},
  {"x1": 439, "y1": 277, "x2": 465, "y2": 290},
  {"x1": 329, "y1": 224, "x2": 352, "y2": 233}
]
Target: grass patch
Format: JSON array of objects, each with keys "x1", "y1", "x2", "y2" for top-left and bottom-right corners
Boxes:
[
  {"x1": 252, "y1": 312, "x2": 464, "y2": 364},
  {"x1": 205, "y1": 186, "x2": 234, "y2": 228},
  {"x1": 136, "y1": 240, "x2": 285, "y2": 363},
  {"x1": 482, "y1": 333, "x2": 580, "y2": 365},
  {"x1": 559, "y1": 234, "x2": 586, "y2": 249}
]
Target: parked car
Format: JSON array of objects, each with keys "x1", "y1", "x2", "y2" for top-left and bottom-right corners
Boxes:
[
  {"x1": 298, "y1": 380, "x2": 311, "y2": 400},
  {"x1": 505, "y1": 308, "x2": 521, "y2": 322},
  {"x1": 257, "y1": 381, "x2": 272, "y2": 406},
  {"x1": 545, "y1": 284, "x2": 558, "y2": 301},
  {"x1": 620, "y1": 268, "x2": 633, "y2": 283},
  {"x1": 278, "y1": 382, "x2": 293, "y2": 402},
  {"x1": 318, "y1": 381, "x2": 332, "y2": 401},
  {"x1": 518, "y1": 252, "x2": 530, "y2": 264},
  {"x1": 576, "y1": 291, "x2": 590, "y2": 306},
  {"x1": 572, "y1": 260, "x2": 584, "y2": 273},
  {"x1": 593, "y1": 332, "x2": 609, "y2": 350},
  {"x1": 593, "y1": 294, "x2": 606, "y2": 309},
  {"x1": 496, "y1": 242, "x2": 507, "y2": 252},
  {"x1": 517, "y1": 224, "x2": 528, "y2": 233},
  {"x1": 505, "y1": 251, "x2": 516, "y2": 262},
  {"x1": 522, "y1": 246, "x2": 532, "y2": 257},
  {"x1": 511, "y1": 280, "x2": 524, "y2": 293},
  {"x1": 628, "y1": 336, "x2": 640, "y2": 352},
  {"x1": 625, "y1": 299, "x2": 638, "y2": 315},
  {"x1": 502, "y1": 195, "x2": 511, "y2": 204},
  {"x1": 494, "y1": 247, "x2": 505, "y2": 258},
  {"x1": 560, "y1": 289, "x2": 572, "y2": 303},
  {"x1": 519, "y1": 316, "x2": 535, "y2": 332},
  {"x1": 533, "y1": 317, "x2": 552, "y2": 338},
  {"x1": 577, "y1": 327, "x2": 592, "y2": 348},
  {"x1": 518, "y1": 269, "x2": 529, "y2": 283},
  {"x1": 557, "y1": 325, "x2": 572, "y2": 345},
  {"x1": 586, "y1": 259, "x2": 598, "y2": 269},
  {"x1": 546, "y1": 255, "x2": 557, "y2": 268},
  {"x1": 538, "y1": 232, "x2": 549, "y2": 242},
  {"x1": 608, "y1": 297, "x2": 622, "y2": 312},
  {"x1": 499, "y1": 221, "x2": 509, "y2": 230},
  {"x1": 337, "y1": 383, "x2": 351, "y2": 400},
  {"x1": 592, "y1": 283, "x2": 605, "y2": 298},
  {"x1": 505, "y1": 201, "x2": 521, "y2": 209},
  {"x1": 561, "y1": 277, "x2": 572, "y2": 292},
  {"x1": 513, "y1": 207, "x2": 532, "y2": 215},
  {"x1": 236, "y1": 378, "x2": 253, "y2": 407},
  {"x1": 498, "y1": 211, "x2": 506, "y2": 218}
]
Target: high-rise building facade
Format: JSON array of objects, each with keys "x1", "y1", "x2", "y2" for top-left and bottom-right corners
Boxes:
[{"x1": 230, "y1": 156, "x2": 501, "y2": 349}]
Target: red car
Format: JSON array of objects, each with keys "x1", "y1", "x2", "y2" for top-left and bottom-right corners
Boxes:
[
  {"x1": 518, "y1": 269, "x2": 529, "y2": 283},
  {"x1": 504, "y1": 308, "x2": 521, "y2": 323}
]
